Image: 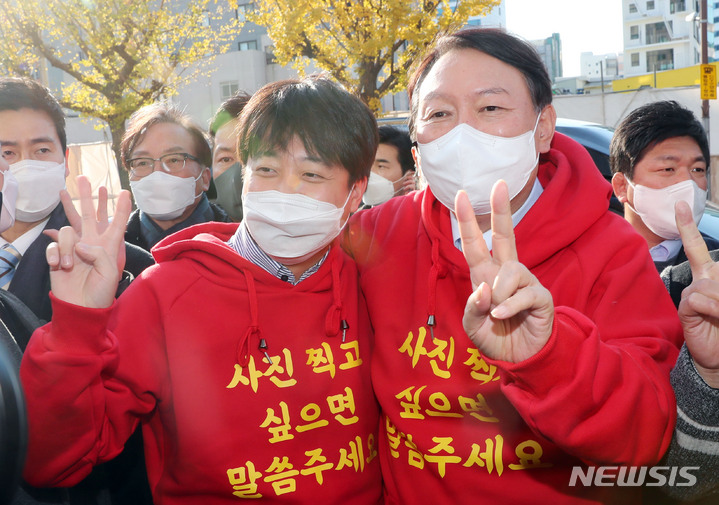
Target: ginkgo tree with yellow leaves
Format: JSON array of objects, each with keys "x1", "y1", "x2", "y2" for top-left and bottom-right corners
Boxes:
[
  {"x1": 0, "y1": 0, "x2": 241, "y2": 190},
  {"x1": 249, "y1": 0, "x2": 500, "y2": 112}
]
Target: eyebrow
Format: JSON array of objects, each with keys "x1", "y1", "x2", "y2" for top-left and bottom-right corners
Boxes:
[
  {"x1": 375, "y1": 158, "x2": 392, "y2": 164},
  {"x1": 131, "y1": 146, "x2": 188, "y2": 157},
  {"x1": 652, "y1": 154, "x2": 706, "y2": 163},
  {"x1": 422, "y1": 87, "x2": 509, "y2": 103},
  {"x1": 0, "y1": 137, "x2": 57, "y2": 146},
  {"x1": 253, "y1": 150, "x2": 326, "y2": 165}
]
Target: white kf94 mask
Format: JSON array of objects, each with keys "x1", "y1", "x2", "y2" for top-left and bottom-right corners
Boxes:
[
  {"x1": 417, "y1": 116, "x2": 540, "y2": 215},
  {"x1": 242, "y1": 188, "x2": 354, "y2": 265},
  {"x1": 628, "y1": 178, "x2": 706, "y2": 240},
  {"x1": 10, "y1": 159, "x2": 66, "y2": 222}
]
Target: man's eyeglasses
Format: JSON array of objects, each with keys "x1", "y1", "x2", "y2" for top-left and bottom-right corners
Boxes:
[{"x1": 127, "y1": 153, "x2": 200, "y2": 178}]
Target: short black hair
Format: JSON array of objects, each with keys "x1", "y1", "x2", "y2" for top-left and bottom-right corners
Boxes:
[
  {"x1": 209, "y1": 90, "x2": 251, "y2": 137},
  {"x1": 238, "y1": 75, "x2": 378, "y2": 186},
  {"x1": 378, "y1": 125, "x2": 414, "y2": 175},
  {"x1": 407, "y1": 28, "x2": 552, "y2": 140},
  {"x1": 610, "y1": 101, "x2": 709, "y2": 179},
  {"x1": 0, "y1": 77, "x2": 67, "y2": 151}
]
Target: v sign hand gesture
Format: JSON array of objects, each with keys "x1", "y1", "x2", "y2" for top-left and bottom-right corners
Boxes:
[
  {"x1": 456, "y1": 180, "x2": 554, "y2": 363},
  {"x1": 45, "y1": 175, "x2": 132, "y2": 309},
  {"x1": 675, "y1": 200, "x2": 719, "y2": 388}
]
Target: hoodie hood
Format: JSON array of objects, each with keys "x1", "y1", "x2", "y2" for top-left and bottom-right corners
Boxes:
[{"x1": 151, "y1": 221, "x2": 351, "y2": 366}]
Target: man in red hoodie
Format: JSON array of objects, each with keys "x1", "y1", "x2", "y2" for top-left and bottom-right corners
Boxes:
[
  {"x1": 345, "y1": 28, "x2": 683, "y2": 504},
  {"x1": 20, "y1": 77, "x2": 382, "y2": 505}
]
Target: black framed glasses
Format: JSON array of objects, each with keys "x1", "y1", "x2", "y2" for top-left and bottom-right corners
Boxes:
[{"x1": 127, "y1": 153, "x2": 200, "y2": 178}]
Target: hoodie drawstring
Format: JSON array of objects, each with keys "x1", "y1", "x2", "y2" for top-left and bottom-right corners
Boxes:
[
  {"x1": 237, "y1": 269, "x2": 272, "y2": 366},
  {"x1": 426, "y1": 237, "x2": 443, "y2": 340},
  {"x1": 325, "y1": 251, "x2": 349, "y2": 341}
]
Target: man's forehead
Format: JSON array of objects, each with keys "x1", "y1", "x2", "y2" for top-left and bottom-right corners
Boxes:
[
  {"x1": 0, "y1": 108, "x2": 62, "y2": 144},
  {"x1": 418, "y1": 49, "x2": 528, "y2": 101},
  {"x1": 0, "y1": 135, "x2": 58, "y2": 146}
]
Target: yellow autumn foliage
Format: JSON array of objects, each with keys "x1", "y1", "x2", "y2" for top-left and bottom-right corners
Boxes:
[
  {"x1": 249, "y1": 0, "x2": 500, "y2": 112},
  {"x1": 0, "y1": 0, "x2": 241, "y2": 189}
]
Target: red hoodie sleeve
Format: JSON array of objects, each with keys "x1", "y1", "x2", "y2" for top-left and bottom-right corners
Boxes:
[
  {"x1": 20, "y1": 283, "x2": 164, "y2": 487},
  {"x1": 488, "y1": 224, "x2": 682, "y2": 467}
]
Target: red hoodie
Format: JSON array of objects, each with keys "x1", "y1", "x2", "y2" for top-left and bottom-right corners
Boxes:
[
  {"x1": 344, "y1": 133, "x2": 682, "y2": 504},
  {"x1": 21, "y1": 223, "x2": 382, "y2": 505}
]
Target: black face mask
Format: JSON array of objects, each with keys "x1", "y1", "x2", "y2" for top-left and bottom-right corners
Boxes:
[{"x1": 211, "y1": 162, "x2": 244, "y2": 222}]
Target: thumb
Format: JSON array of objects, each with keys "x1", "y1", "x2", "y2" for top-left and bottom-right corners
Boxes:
[
  {"x1": 463, "y1": 282, "x2": 492, "y2": 338},
  {"x1": 676, "y1": 200, "x2": 713, "y2": 280},
  {"x1": 74, "y1": 242, "x2": 120, "y2": 281}
]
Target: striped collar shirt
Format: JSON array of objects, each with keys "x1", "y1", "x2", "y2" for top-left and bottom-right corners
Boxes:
[{"x1": 227, "y1": 222, "x2": 328, "y2": 285}]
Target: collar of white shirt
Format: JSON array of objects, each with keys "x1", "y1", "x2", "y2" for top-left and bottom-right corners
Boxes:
[
  {"x1": 649, "y1": 239, "x2": 683, "y2": 263},
  {"x1": 450, "y1": 178, "x2": 544, "y2": 252},
  {"x1": 0, "y1": 217, "x2": 52, "y2": 256}
]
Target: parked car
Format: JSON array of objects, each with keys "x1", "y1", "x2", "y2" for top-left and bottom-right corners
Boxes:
[
  {"x1": 377, "y1": 114, "x2": 719, "y2": 240},
  {"x1": 554, "y1": 118, "x2": 621, "y2": 213}
]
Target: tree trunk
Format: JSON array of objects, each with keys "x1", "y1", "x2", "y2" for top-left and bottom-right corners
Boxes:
[
  {"x1": 107, "y1": 116, "x2": 131, "y2": 192},
  {"x1": 358, "y1": 62, "x2": 382, "y2": 112}
]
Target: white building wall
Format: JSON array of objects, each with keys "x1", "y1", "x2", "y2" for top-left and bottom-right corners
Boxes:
[
  {"x1": 623, "y1": 0, "x2": 700, "y2": 76},
  {"x1": 581, "y1": 53, "x2": 621, "y2": 78}
]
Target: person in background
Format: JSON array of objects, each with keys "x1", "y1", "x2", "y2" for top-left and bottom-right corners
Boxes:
[
  {"x1": 610, "y1": 100, "x2": 719, "y2": 274},
  {"x1": 642, "y1": 201, "x2": 719, "y2": 504},
  {"x1": 209, "y1": 90, "x2": 252, "y2": 222},
  {"x1": 0, "y1": 78, "x2": 154, "y2": 505},
  {"x1": 344, "y1": 27, "x2": 682, "y2": 504},
  {"x1": 361, "y1": 124, "x2": 415, "y2": 208},
  {"x1": 122, "y1": 102, "x2": 230, "y2": 251},
  {"x1": 0, "y1": 77, "x2": 154, "y2": 326},
  {"x1": 20, "y1": 76, "x2": 382, "y2": 504}
]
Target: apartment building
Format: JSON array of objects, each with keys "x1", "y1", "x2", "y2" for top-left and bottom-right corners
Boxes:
[{"x1": 623, "y1": 0, "x2": 714, "y2": 76}]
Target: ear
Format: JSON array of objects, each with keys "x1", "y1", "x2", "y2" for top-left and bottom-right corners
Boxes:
[
  {"x1": 347, "y1": 177, "x2": 368, "y2": 213},
  {"x1": 201, "y1": 166, "x2": 211, "y2": 192},
  {"x1": 611, "y1": 172, "x2": 629, "y2": 203},
  {"x1": 411, "y1": 145, "x2": 422, "y2": 176},
  {"x1": 536, "y1": 104, "x2": 556, "y2": 153}
]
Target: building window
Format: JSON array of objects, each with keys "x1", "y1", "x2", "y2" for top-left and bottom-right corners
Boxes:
[
  {"x1": 238, "y1": 40, "x2": 258, "y2": 51},
  {"x1": 265, "y1": 45, "x2": 276, "y2": 64},
  {"x1": 646, "y1": 21, "x2": 670, "y2": 44},
  {"x1": 220, "y1": 81, "x2": 239, "y2": 101},
  {"x1": 236, "y1": 3, "x2": 254, "y2": 22},
  {"x1": 629, "y1": 3, "x2": 638, "y2": 13},
  {"x1": 631, "y1": 53, "x2": 640, "y2": 66},
  {"x1": 630, "y1": 25, "x2": 639, "y2": 40},
  {"x1": 647, "y1": 0, "x2": 655, "y2": 8},
  {"x1": 670, "y1": 0, "x2": 686, "y2": 13},
  {"x1": 646, "y1": 48, "x2": 674, "y2": 71}
]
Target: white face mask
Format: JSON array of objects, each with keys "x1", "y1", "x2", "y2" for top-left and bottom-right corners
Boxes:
[
  {"x1": 130, "y1": 170, "x2": 202, "y2": 221},
  {"x1": 362, "y1": 171, "x2": 406, "y2": 206},
  {"x1": 0, "y1": 170, "x2": 19, "y2": 232},
  {"x1": 10, "y1": 159, "x2": 66, "y2": 222},
  {"x1": 628, "y1": 178, "x2": 706, "y2": 240},
  {"x1": 417, "y1": 116, "x2": 540, "y2": 215},
  {"x1": 242, "y1": 188, "x2": 354, "y2": 265}
]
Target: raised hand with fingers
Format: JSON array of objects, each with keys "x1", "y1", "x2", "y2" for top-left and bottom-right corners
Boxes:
[
  {"x1": 45, "y1": 175, "x2": 132, "y2": 309},
  {"x1": 675, "y1": 200, "x2": 719, "y2": 387},
  {"x1": 457, "y1": 180, "x2": 554, "y2": 363}
]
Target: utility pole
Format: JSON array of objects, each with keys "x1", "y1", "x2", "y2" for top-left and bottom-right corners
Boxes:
[{"x1": 702, "y1": 0, "x2": 710, "y2": 138}]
